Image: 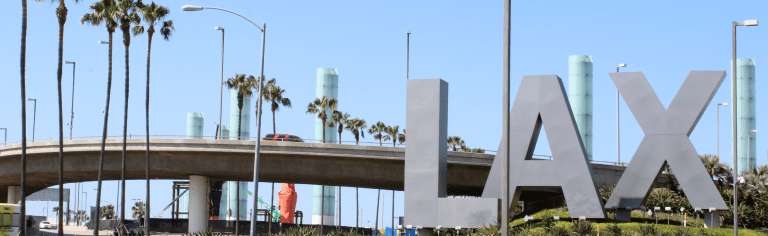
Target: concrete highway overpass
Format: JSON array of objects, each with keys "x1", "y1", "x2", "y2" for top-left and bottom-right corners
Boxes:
[{"x1": 0, "y1": 138, "x2": 664, "y2": 203}]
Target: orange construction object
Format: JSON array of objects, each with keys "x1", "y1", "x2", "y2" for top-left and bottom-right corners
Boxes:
[{"x1": 278, "y1": 183, "x2": 297, "y2": 223}]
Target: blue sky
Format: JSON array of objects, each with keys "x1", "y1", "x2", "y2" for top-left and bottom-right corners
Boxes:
[{"x1": 0, "y1": 0, "x2": 766, "y2": 228}]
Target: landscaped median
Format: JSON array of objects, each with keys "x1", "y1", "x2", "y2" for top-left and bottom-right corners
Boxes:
[{"x1": 503, "y1": 208, "x2": 765, "y2": 236}]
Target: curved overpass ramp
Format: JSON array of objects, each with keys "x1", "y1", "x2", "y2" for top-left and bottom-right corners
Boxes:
[{"x1": 0, "y1": 139, "x2": 635, "y2": 203}]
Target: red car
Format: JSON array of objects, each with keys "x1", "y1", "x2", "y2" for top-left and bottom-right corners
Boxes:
[{"x1": 262, "y1": 134, "x2": 304, "y2": 142}]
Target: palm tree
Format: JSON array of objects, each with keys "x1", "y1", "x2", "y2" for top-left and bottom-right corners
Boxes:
[
  {"x1": 101, "y1": 205, "x2": 115, "y2": 219},
  {"x1": 306, "y1": 96, "x2": 339, "y2": 143},
  {"x1": 114, "y1": 0, "x2": 141, "y2": 225},
  {"x1": 447, "y1": 136, "x2": 464, "y2": 151},
  {"x1": 225, "y1": 74, "x2": 257, "y2": 140},
  {"x1": 132, "y1": 201, "x2": 145, "y2": 223},
  {"x1": 472, "y1": 148, "x2": 485, "y2": 153},
  {"x1": 35, "y1": 0, "x2": 81, "y2": 233},
  {"x1": 262, "y1": 78, "x2": 292, "y2": 134},
  {"x1": 81, "y1": 1, "x2": 119, "y2": 234},
  {"x1": 345, "y1": 118, "x2": 367, "y2": 145},
  {"x1": 367, "y1": 122, "x2": 387, "y2": 146},
  {"x1": 327, "y1": 111, "x2": 350, "y2": 144},
  {"x1": 383, "y1": 125, "x2": 404, "y2": 147},
  {"x1": 19, "y1": 0, "x2": 29, "y2": 235},
  {"x1": 132, "y1": 3, "x2": 173, "y2": 234},
  {"x1": 53, "y1": 206, "x2": 61, "y2": 218},
  {"x1": 700, "y1": 154, "x2": 730, "y2": 187}
]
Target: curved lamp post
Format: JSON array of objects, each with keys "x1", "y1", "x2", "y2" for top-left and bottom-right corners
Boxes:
[{"x1": 183, "y1": 5, "x2": 267, "y2": 236}]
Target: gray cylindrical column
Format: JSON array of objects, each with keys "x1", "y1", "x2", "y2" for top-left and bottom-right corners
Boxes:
[
  {"x1": 188, "y1": 175, "x2": 210, "y2": 233},
  {"x1": 568, "y1": 55, "x2": 593, "y2": 160},
  {"x1": 732, "y1": 59, "x2": 756, "y2": 172},
  {"x1": 7, "y1": 186, "x2": 21, "y2": 204}
]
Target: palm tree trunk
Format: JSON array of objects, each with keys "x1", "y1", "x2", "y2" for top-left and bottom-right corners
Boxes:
[
  {"x1": 145, "y1": 30, "x2": 154, "y2": 236},
  {"x1": 56, "y1": 2, "x2": 68, "y2": 235},
  {"x1": 321, "y1": 119, "x2": 326, "y2": 143},
  {"x1": 338, "y1": 126, "x2": 342, "y2": 144},
  {"x1": 272, "y1": 108, "x2": 276, "y2": 134},
  {"x1": 120, "y1": 23, "x2": 132, "y2": 227},
  {"x1": 95, "y1": 30, "x2": 115, "y2": 236},
  {"x1": 355, "y1": 187, "x2": 358, "y2": 232},
  {"x1": 20, "y1": 1, "x2": 28, "y2": 235},
  {"x1": 379, "y1": 136, "x2": 382, "y2": 146}
]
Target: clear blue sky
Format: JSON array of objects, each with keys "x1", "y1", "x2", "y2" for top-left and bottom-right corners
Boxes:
[{"x1": 0, "y1": 0, "x2": 766, "y2": 228}]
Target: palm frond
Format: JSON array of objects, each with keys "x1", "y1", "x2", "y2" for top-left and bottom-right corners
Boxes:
[{"x1": 132, "y1": 25, "x2": 144, "y2": 36}]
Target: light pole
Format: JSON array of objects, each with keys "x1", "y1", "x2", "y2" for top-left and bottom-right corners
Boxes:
[
  {"x1": 717, "y1": 103, "x2": 728, "y2": 157},
  {"x1": 183, "y1": 6, "x2": 267, "y2": 236},
  {"x1": 501, "y1": 1, "x2": 511, "y2": 236},
  {"x1": 406, "y1": 30, "x2": 411, "y2": 80},
  {"x1": 732, "y1": 19, "x2": 758, "y2": 236},
  {"x1": 215, "y1": 26, "x2": 225, "y2": 140},
  {"x1": 0, "y1": 128, "x2": 6, "y2": 144},
  {"x1": 748, "y1": 130, "x2": 758, "y2": 171},
  {"x1": 616, "y1": 64, "x2": 627, "y2": 165},
  {"x1": 27, "y1": 98, "x2": 36, "y2": 140},
  {"x1": 65, "y1": 61, "x2": 76, "y2": 140}
]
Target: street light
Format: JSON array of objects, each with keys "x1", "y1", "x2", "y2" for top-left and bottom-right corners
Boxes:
[
  {"x1": 732, "y1": 19, "x2": 757, "y2": 236},
  {"x1": 616, "y1": 63, "x2": 627, "y2": 165},
  {"x1": 98, "y1": 41, "x2": 109, "y2": 44},
  {"x1": 183, "y1": 6, "x2": 267, "y2": 236},
  {"x1": 215, "y1": 26, "x2": 225, "y2": 140},
  {"x1": 65, "y1": 61, "x2": 76, "y2": 140},
  {"x1": 406, "y1": 30, "x2": 411, "y2": 80},
  {"x1": 27, "y1": 98, "x2": 36, "y2": 140},
  {"x1": 748, "y1": 130, "x2": 758, "y2": 171},
  {"x1": 717, "y1": 103, "x2": 728, "y2": 157}
]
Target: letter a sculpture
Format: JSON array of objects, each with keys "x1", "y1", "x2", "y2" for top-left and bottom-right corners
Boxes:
[
  {"x1": 482, "y1": 75, "x2": 606, "y2": 219},
  {"x1": 605, "y1": 71, "x2": 728, "y2": 211}
]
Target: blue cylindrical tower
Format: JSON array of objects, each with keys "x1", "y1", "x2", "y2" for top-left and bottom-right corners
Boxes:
[
  {"x1": 733, "y1": 59, "x2": 756, "y2": 172},
  {"x1": 313, "y1": 68, "x2": 338, "y2": 225},
  {"x1": 186, "y1": 113, "x2": 204, "y2": 139},
  {"x1": 568, "y1": 55, "x2": 593, "y2": 160},
  {"x1": 230, "y1": 89, "x2": 252, "y2": 140},
  {"x1": 183, "y1": 112, "x2": 204, "y2": 218},
  {"x1": 221, "y1": 126, "x2": 230, "y2": 139}
]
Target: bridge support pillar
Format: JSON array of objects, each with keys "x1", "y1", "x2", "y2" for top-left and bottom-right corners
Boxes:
[
  {"x1": 188, "y1": 175, "x2": 210, "y2": 233},
  {"x1": 7, "y1": 186, "x2": 21, "y2": 204}
]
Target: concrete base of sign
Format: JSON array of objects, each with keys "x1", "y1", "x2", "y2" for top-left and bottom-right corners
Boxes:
[
  {"x1": 188, "y1": 175, "x2": 210, "y2": 233},
  {"x1": 7, "y1": 186, "x2": 21, "y2": 204},
  {"x1": 703, "y1": 211, "x2": 720, "y2": 229},
  {"x1": 616, "y1": 210, "x2": 632, "y2": 222}
]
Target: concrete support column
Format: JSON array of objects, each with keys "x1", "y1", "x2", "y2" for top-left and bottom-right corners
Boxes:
[
  {"x1": 7, "y1": 186, "x2": 21, "y2": 204},
  {"x1": 188, "y1": 175, "x2": 210, "y2": 233},
  {"x1": 703, "y1": 211, "x2": 720, "y2": 228}
]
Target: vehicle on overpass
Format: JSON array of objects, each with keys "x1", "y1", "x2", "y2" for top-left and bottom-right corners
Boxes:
[
  {"x1": 262, "y1": 134, "x2": 304, "y2": 142},
  {"x1": 39, "y1": 221, "x2": 50, "y2": 229}
]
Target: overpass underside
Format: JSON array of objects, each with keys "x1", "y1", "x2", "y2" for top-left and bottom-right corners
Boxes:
[{"x1": 0, "y1": 139, "x2": 671, "y2": 203}]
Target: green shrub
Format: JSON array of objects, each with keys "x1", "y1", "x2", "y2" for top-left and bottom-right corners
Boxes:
[
  {"x1": 636, "y1": 224, "x2": 658, "y2": 236},
  {"x1": 570, "y1": 221, "x2": 593, "y2": 236},
  {"x1": 546, "y1": 226, "x2": 570, "y2": 236},
  {"x1": 673, "y1": 227, "x2": 694, "y2": 236},
  {"x1": 284, "y1": 226, "x2": 319, "y2": 236},
  {"x1": 604, "y1": 223, "x2": 623, "y2": 236}
]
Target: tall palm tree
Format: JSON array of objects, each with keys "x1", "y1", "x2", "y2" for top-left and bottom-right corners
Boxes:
[
  {"x1": 19, "y1": 0, "x2": 29, "y2": 235},
  {"x1": 53, "y1": 206, "x2": 61, "y2": 218},
  {"x1": 262, "y1": 78, "x2": 292, "y2": 134},
  {"x1": 114, "y1": 0, "x2": 141, "y2": 226},
  {"x1": 35, "y1": 0, "x2": 81, "y2": 233},
  {"x1": 327, "y1": 111, "x2": 350, "y2": 144},
  {"x1": 447, "y1": 136, "x2": 464, "y2": 151},
  {"x1": 225, "y1": 73, "x2": 256, "y2": 236},
  {"x1": 81, "y1": 1, "x2": 119, "y2": 235},
  {"x1": 383, "y1": 125, "x2": 404, "y2": 147},
  {"x1": 345, "y1": 118, "x2": 367, "y2": 145},
  {"x1": 306, "y1": 96, "x2": 338, "y2": 143},
  {"x1": 132, "y1": 3, "x2": 173, "y2": 234},
  {"x1": 367, "y1": 121, "x2": 386, "y2": 146},
  {"x1": 700, "y1": 154, "x2": 730, "y2": 187}
]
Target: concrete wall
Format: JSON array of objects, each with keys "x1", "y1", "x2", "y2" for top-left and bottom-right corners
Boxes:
[
  {"x1": 733, "y1": 59, "x2": 756, "y2": 172},
  {"x1": 568, "y1": 55, "x2": 593, "y2": 160}
]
